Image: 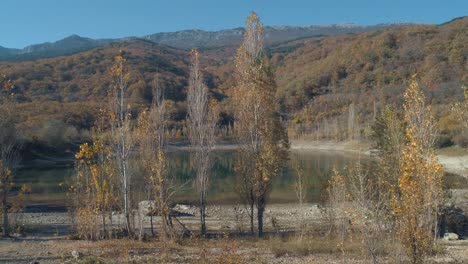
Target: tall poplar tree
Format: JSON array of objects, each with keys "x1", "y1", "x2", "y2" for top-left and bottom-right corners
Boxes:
[
  {"x1": 187, "y1": 49, "x2": 217, "y2": 236},
  {"x1": 109, "y1": 51, "x2": 135, "y2": 236},
  {"x1": 234, "y1": 12, "x2": 289, "y2": 237},
  {"x1": 392, "y1": 78, "x2": 443, "y2": 264}
]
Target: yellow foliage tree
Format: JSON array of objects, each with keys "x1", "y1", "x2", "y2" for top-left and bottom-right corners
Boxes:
[
  {"x1": 74, "y1": 139, "x2": 116, "y2": 240},
  {"x1": 73, "y1": 109, "x2": 117, "y2": 240},
  {"x1": 392, "y1": 78, "x2": 444, "y2": 264}
]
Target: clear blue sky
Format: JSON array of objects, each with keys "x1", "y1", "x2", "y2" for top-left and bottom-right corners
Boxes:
[{"x1": 1, "y1": 0, "x2": 466, "y2": 48}]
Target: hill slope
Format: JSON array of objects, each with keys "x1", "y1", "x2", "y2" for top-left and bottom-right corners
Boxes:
[{"x1": 0, "y1": 17, "x2": 466, "y2": 152}]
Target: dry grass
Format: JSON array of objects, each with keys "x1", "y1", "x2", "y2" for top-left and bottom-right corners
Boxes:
[{"x1": 268, "y1": 235, "x2": 362, "y2": 257}]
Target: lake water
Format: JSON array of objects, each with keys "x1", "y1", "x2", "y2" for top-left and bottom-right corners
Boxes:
[{"x1": 15, "y1": 150, "x2": 361, "y2": 211}]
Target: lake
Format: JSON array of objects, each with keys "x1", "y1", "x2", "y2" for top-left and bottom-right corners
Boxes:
[{"x1": 15, "y1": 149, "x2": 362, "y2": 211}]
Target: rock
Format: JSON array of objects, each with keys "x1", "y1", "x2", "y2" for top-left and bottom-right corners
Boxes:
[
  {"x1": 443, "y1": 233, "x2": 459, "y2": 241},
  {"x1": 138, "y1": 200, "x2": 157, "y2": 216},
  {"x1": 175, "y1": 204, "x2": 190, "y2": 211},
  {"x1": 71, "y1": 249, "x2": 81, "y2": 260}
]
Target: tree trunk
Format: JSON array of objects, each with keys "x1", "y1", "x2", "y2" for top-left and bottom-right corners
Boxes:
[
  {"x1": 150, "y1": 214, "x2": 154, "y2": 237},
  {"x1": 200, "y1": 199, "x2": 206, "y2": 236},
  {"x1": 102, "y1": 214, "x2": 106, "y2": 239},
  {"x1": 257, "y1": 206, "x2": 264, "y2": 238},
  {"x1": 2, "y1": 186, "x2": 8, "y2": 237},
  {"x1": 249, "y1": 203, "x2": 254, "y2": 236}
]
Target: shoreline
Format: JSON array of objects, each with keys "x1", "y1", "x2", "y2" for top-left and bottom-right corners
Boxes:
[
  {"x1": 21, "y1": 139, "x2": 467, "y2": 177},
  {"x1": 290, "y1": 140, "x2": 467, "y2": 178}
]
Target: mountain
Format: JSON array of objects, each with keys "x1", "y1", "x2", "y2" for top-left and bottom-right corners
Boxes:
[
  {"x1": 143, "y1": 23, "x2": 417, "y2": 49},
  {"x1": 0, "y1": 46, "x2": 21, "y2": 59},
  {"x1": 0, "y1": 23, "x2": 418, "y2": 62},
  {"x1": 0, "y1": 17, "x2": 466, "y2": 151},
  {"x1": 0, "y1": 35, "x2": 119, "y2": 62}
]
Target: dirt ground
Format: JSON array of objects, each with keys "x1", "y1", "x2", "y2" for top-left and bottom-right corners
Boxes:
[{"x1": 1, "y1": 200, "x2": 467, "y2": 263}]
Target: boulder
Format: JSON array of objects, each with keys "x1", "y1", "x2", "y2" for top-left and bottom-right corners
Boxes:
[
  {"x1": 174, "y1": 204, "x2": 190, "y2": 211},
  {"x1": 443, "y1": 233, "x2": 459, "y2": 241},
  {"x1": 71, "y1": 249, "x2": 81, "y2": 260}
]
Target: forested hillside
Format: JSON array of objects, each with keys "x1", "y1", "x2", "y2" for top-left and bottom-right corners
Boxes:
[
  {"x1": 271, "y1": 17, "x2": 467, "y2": 143},
  {"x1": 0, "y1": 17, "x2": 466, "y2": 154}
]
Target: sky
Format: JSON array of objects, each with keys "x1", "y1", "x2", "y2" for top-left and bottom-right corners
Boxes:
[{"x1": 1, "y1": 0, "x2": 466, "y2": 48}]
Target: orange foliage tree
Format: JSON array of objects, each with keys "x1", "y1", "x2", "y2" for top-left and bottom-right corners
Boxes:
[
  {"x1": 73, "y1": 113, "x2": 117, "y2": 240},
  {"x1": 233, "y1": 12, "x2": 289, "y2": 237}
]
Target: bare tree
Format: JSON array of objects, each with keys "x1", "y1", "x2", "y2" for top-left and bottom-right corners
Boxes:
[
  {"x1": 186, "y1": 49, "x2": 217, "y2": 237},
  {"x1": 0, "y1": 74, "x2": 19, "y2": 237},
  {"x1": 108, "y1": 51, "x2": 135, "y2": 236},
  {"x1": 137, "y1": 79, "x2": 180, "y2": 243},
  {"x1": 291, "y1": 152, "x2": 307, "y2": 239},
  {"x1": 326, "y1": 161, "x2": 388, "y2": 264},
  {"x1": 347, "y1": 161, "x2": 387, "y2": 264}
]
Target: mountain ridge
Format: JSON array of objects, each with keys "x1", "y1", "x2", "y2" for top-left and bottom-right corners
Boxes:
[{"x1": 0, "y1": 22, "x2": 421, "y2": 62}]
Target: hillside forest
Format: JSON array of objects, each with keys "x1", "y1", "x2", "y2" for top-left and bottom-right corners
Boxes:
[{"x1": 0, "y1": 17, "x2": 466, "y2": 157}]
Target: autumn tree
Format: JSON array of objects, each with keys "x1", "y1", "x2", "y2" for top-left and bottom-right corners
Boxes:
[
  {"x1": 74, "y1": 142, "x2": 116, "y2": 239},
  {"x1": 186, "y1": 49, "x2": 217, "y2": 236},
  {"x1": 233, "y1": 12, "x2": 289, "y2": 237},
  {"x1": 72, "y1": 109, "x2": 117, "y2": 240},
  {"x1": 403, "y1": 78, "x2": 438, "y2": 154},
  {"x1": 391, "y1": 78, "x2": 444, "y2": 264},
  {"x1": 0, "y1": 74, "x2": 19, "y2": 237},
  {"x1": 136, "y1": 80, "x2": 177, "y2": 242},
  {"x1": 108, "y1": 51, "x2": 135, "y2": 236}
]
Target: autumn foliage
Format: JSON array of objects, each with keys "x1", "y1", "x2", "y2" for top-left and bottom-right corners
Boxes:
[{"x1": 233, "y1": 12, "x2": 289, "y2": 237}]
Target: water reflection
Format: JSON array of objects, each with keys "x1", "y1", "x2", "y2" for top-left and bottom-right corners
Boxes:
[{"x1": 15, "y1": 150, "x2": 361, "y2": 207}]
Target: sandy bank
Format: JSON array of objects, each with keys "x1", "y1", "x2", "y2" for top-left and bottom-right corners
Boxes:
[{"x1": 290, "y1": 140, "x2": 468, "y2": 178}]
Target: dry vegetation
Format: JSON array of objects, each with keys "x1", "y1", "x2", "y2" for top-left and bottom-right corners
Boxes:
[{"x1": 0, "y1": 12, "x2": 467, "y2": 264}]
